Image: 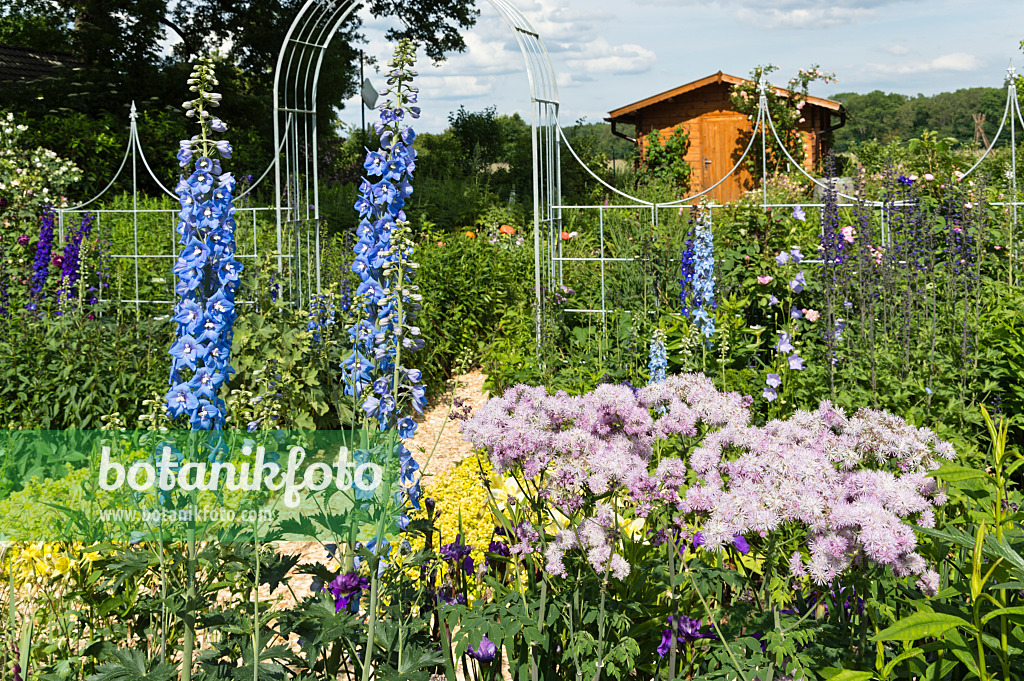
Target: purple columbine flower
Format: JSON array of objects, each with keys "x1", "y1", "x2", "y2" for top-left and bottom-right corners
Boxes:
[
  {"x1": 440, "y1": 534, "x2": 474, "y2": 575},
  {"x1": 327, "y1": 571, "x2": 370, "y2": 613},
  {"x1": 657, "y1": 615, "x2": 706, "y2": 658}
]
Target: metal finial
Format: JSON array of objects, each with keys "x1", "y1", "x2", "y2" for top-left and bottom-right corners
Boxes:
[
  {"x1": 1007, "y1": 60, "x2": 1016, "y2": 83},
  {"x1": 129, "y1": 101, "x2": 138, "y2": 120},
  {"x1": 757, "y1": 73, "x2": 768, "y2": 94}
]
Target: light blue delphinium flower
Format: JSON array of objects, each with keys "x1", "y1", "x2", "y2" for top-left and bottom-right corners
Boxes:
[
  {"x1": 341, "y1": 39, "x2": 425, "y2": 530},
  {"x1": 691, "y1": 206, "x2": 716, "y2": 338},
  {"x1": 166, "y1": 59, "x2": 242, "y2": 431}
]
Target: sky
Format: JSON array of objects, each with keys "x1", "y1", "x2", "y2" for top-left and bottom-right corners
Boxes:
[{"x1": 338, "y1": 0, "x2": 1023, "y2": 134}]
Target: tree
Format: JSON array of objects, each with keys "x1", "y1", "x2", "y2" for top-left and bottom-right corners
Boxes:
[{"x1": 1, "y1": 0, "x2": 478, "y2": 201}]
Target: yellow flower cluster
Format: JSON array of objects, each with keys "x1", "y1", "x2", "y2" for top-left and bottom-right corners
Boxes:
[
  {"x1": 1, "y1": 541, "x2": 104, "y2": 586},
  {"x1": 414, "y1": 453, "x2": 495, "y2": 576}
]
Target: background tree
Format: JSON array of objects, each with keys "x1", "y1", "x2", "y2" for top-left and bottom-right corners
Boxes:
[{"x1": 0, "y1": 0, "x2": 478, "y2": 200}]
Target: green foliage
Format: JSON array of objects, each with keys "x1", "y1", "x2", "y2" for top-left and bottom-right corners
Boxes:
[
  {"x1": 0, "y1": 111, "x2": 81, "y2": 226},
  {"x1": 875, "y1": 409, "x2": 1024, "y2": 681},
  {"x1": 637, "y1": 127, "x2": 691, "y2": 192},
  {"x1": 832, "y1": 87, "x2": 1010, "y2": 154},
  {"x1": 0, "y1": 307, "x2": 171, "y2": 430},
  {"x1": 730, "y1": 64, "x2": 837, "y2": 180},
  {"x1": 414, "y1": 225, "x2": 532, "y2": 390}
]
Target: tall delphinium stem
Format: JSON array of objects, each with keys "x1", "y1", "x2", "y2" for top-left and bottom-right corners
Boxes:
[
  {"x1": 970, "y1": 177, "x2": 987, "y2": 373},
  {"x1": 887, "y1": 170, "x2": 914, "y2": 379},
  {"x1": 339, "y1": 39, "x2": 425, "y2": 681},
  {"x1": 164, "y1": 58, "x2": 241, "y2": 681},
  {"x1": 55, "y1": 213, "x2": 94, "y2": 312},
  {"x1": 690, "y1": 203, "x2": 716, "y2": 345},
  {"x1": 856, "y1": 165, "x2": 887, "y2": 406},
  {"x1": 165, "y1": 58, "x2": 242, "y2": 432},
  {"x1": 818, "y1": 152, "x2": 842, "y2": 399}
]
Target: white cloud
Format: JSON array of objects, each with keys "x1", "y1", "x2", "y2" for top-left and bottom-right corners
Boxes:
[
  {"x1": 416, "y1": 74, "x2": 495, "y2": 99},
  {"x1": 735, "y1": 6, "x2": 876, "y2": 28},
  {"x1": 863, "y1": 52, "x2": 982, "y2": 75},
  {"x1": 562, "y1": 38, "x2": 656, "y2": 75},
  {"x1": 884, "y1": 44, "x2": 911, "y2": 55}
]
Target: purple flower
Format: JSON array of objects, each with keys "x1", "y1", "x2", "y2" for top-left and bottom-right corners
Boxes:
[
  {"x1": 763, "y1": 386, "x2": 778, "y2": 402},
  {"x1": 898, "y1": 175, "x2": 913, "y2": 186},
  {"x1": 16, "y1": 234, "x2": 30, "y2": 246},
  {"x1": 467, "y1": 634, "x2": 497, "y2": 663},
  {"x1": 790, "y1": 270, "x2": 806, "y2": 293},
  {"x1": 766, "y1": 373, "x2": 782, "y2": 388},
  {"x1": 487, "y1": 539, "x2": 511, "y2": 565},
  {"x1": 769, "y1": 295, "x2": 779, "y2": 306},
  {"x1": 731, "y1": 534, "x2": 750, "y2": 554},
  {"x1": 657, "y1": 628, "x2": 673, "y2": 658},
  {"x1": 658, "y1": 615, "x2": 706, "y2": 658},
  {"x1": 775, "y1": 332, "x2": 794, "y2": 354},
  {"x1": 327, "y1": 571, "x2": 370, "y2": 613},
  {"x1": 790, "y1": 248, "x2": 804, "y2": 264},
  {"x1": 440, "y1": 534, "x2": 474, "y2": 574},
  {"x1": 791, "y1": 306, "x2": 804, "y2": 319},
  {"x1": 792, "y1": 206, "x2": 806, "y2": 221},
  {"x1": 775, "y1": 251, "x2": 791, "y2": 265},
  {"x1": 788, "y1": 353, "x2": 805, "y2": 371}
]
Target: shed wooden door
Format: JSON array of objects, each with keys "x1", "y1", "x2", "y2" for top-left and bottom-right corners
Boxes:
[{"x1": 699, "y1": 116, "x2": 753, "y2": 203}]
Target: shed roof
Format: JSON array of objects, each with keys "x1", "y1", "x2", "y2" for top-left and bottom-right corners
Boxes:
[
  {"x1": 0, "y1": 44, "x2": 81, "y2": 83},
  {"x1": 607, "y1": 71, "x2": 844, "y2": 122}
]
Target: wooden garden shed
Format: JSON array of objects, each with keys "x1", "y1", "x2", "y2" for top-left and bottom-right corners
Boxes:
[{"x1": 606, "y1": 71, "x2": 846, "y2": 203}]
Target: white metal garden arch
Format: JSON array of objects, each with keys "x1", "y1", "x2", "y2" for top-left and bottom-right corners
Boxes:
[{"x1": 272, "y1": 0, "x2": 562, "y2": 344}]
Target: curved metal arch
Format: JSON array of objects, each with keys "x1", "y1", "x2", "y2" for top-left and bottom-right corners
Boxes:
[{"x1": 272, "y1": 0, "x2": 562, "y2": 324}]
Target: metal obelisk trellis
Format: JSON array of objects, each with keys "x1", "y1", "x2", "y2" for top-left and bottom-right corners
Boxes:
[
  {"x1": 272, "y1": 0, "x2": 562, "y2": 346},
  {"x1": 54, "y1": 102, "x2": 287, "y2": 313}
]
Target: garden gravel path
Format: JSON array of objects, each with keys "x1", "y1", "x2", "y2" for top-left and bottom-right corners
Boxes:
[
  {"x1": 250, "y1": 370, "x2": 498, "y2": 677},
  {"x1": 405, "y1": 368, "x2": 490, "y2": 485}
]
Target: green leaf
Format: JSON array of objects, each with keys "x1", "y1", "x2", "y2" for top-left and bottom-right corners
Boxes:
[
  {"x1": 821, "y1": 669, "x2": 874, "y2": 681},
  {"x1": 981, "y1": 605, "x2": 1024, "y2": 625},
  {"x1": 929, "y1": 463, "x2": 987, "y2": 482},
  {"x1": 871, "y1": 612, "x2": 973, "y2": 642},
  {"x1": 882, "y1": 647, "x2": 924, "y2": 677}
]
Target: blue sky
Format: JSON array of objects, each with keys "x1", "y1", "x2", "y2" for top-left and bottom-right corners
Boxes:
[{"x1": 339, "y1": 0, "x2": 1023, "y2": 133}]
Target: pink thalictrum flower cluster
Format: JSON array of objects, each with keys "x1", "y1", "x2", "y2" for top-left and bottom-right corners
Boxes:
[{"x1": 462, "y1": 374, "x2": 954, "y2": 593}]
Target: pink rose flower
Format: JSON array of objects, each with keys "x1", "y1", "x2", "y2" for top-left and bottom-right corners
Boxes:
[
  {"x1": 803, "y1": 309, "x2": 820, "y2": 322},
  {"x1": 757, "y1": 275, "x2": 773, "y2": 285},
  {"x1": 841, "y1": 225, "x2": 856, "y2": 243}
]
